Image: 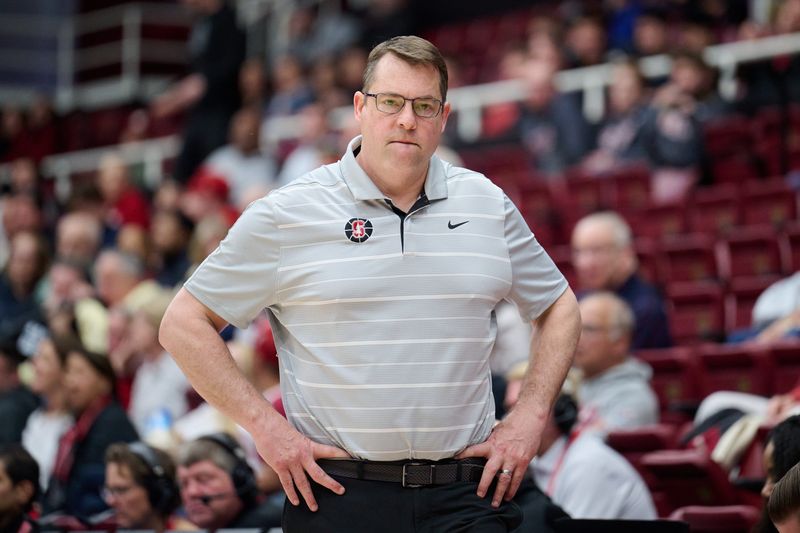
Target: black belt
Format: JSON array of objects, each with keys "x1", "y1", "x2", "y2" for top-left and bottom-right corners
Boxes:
[{"x1": 318, "y1": 458, "x2": 486, "y2": 488}]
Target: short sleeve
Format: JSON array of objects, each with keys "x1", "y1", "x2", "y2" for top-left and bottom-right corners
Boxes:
[
  {"x1": 503, "y1": 194, "x2": 568, "y2": 321},
  {"x1": 184, "y1": 198, "x2": 280, "y2": 329}
]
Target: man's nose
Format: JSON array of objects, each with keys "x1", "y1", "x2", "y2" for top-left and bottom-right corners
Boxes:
[{"x1": 397, "y1": 101, "x2": 417, "y2": 129}]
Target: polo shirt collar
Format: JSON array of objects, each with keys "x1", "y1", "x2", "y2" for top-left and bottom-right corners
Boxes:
[{"x1": 340, "y1": 135, "x2": 448, "y2": 202}]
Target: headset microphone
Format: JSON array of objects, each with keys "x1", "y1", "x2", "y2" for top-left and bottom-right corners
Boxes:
[{"x1": 197, "y1": 493, "x2": 231, "y2": 505}]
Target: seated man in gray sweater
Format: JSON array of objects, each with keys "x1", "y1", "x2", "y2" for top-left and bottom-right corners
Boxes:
[{"x1": 573, "y1": 291, "x2": 659, "y2": 436}]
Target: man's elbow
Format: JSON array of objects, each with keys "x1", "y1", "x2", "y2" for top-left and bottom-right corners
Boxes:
[{"x1": 158, "y1": 302, "x2": 178, "y2": 352}]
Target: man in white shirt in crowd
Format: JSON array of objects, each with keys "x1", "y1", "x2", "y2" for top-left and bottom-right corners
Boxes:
[{"x1": 531, "y1": 394, "x2": 657, "y2": 520}]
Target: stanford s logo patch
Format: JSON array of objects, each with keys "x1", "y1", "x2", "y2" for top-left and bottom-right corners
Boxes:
[{"x1": 345, "y1": 218, "x2": 373, "y2": 243}]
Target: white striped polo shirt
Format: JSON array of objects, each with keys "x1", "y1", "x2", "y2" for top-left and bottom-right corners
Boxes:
[{"x1": 185, "y1": 136, "x2": 568, "y2": 461}]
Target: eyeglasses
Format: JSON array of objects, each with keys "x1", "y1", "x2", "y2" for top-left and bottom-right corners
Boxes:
[
  {"x1": 102, "y1": 484, "x2": 135, "y2": 500},
  {"x1": 363, "y1": 92, "x2": 443, "y2": 118}
]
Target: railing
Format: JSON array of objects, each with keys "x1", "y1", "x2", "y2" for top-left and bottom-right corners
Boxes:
[
  {"x1": 51, "y1": 2, "x2": 191, "y2": 112},
  {"x1": 5, "y1": 31, "x2": 800, "y2": 201}
]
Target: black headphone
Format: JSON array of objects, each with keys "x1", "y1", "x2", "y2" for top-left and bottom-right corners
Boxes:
[
  {"x1": 127, "y1": 441, "x2": 180, "y2": 516},
  {"x1": 197, "y1": 432, "x2": 258, "y2": 505},
  {"x1": 553, "y1": 394, "x2": 579, "y2": 436}
]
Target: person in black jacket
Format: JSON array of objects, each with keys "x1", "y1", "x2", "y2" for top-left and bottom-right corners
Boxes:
[
  {"x1": 0, "y1": 338, "x2": 39, "y2": 446},
  {"x1": 152, "y1": 0, "x2": 245, "y2": 184},
  {"x1": 42, "y1": 337, "x2": 138, "y2": 520}
]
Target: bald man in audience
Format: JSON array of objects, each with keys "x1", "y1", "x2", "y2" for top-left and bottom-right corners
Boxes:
[
  {"x1": 571, "y1": 211, "x2": 672, "y2": 350},
  {"x1": 574, "y1": 292, "x2": 659, "y2": 436}
]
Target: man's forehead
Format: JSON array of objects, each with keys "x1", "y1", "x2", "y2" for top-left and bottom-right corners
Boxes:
[
  {"x1": 369, "y1": 54, "x2": 441, "y2": 97},
  {"x1": 178, "y1": 460, "x2": 227, "y2": 477}
]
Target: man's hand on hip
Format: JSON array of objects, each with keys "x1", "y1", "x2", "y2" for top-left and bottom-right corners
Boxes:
[
  {"x1": 253, "y1": 415, "x2": 350, "y2": 512},
  {"x1": 455, "y1": 410, "x2": 542, "y2": 508}
]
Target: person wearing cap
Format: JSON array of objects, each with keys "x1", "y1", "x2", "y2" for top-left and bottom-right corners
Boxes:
[
  {"x1": 42, "y1": 337, "x2": 138, "y2": 518},
  {"x1": 0, "y1": 335, "x2": 39, "y2": 446},
  {"x1": 161, "y1": 35, "x2": 580, "y2": 532}
]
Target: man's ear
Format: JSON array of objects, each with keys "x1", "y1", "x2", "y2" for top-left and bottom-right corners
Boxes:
[
  {"x1": 353, "y1": 91, "x2": 366, "y2": 123},
  {"x1": 440, "y1": 101, "x2": 451, "y2": 133}
]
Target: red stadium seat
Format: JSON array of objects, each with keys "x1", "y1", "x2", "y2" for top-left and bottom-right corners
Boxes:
[
  {"x1": 660, "y1": 235, "x2": 720, "y2": 284},
  {"x1": 687, "y1": 184, "x2": 742, "y2": 236},
  {"x1": 606, "y1": 424, "x2": 680, "y2": 495},
  {"x1": 637, "y1": 346, "x2": 701, "y2": 422},
  {"x1": 724, "y1": 276, "x2": 781, "y2": 333},
  {"x1": 741, "y1": 179, "x2": 798, "y2": 228},
  {"x1": 549, "y1": 245, "x2": 577, "y2": 289},
  {"x1": 607, "y1": 165, "x2": 652, "y2": 212},
  {"x1": 668, "y1": 505, "x2": 761, "y2": 533},
  {"x1": 717, "y1": 226, "x2": 786, "y2": 282},
  {"x1": 558, "y1": 171, "x2": 611, "y2": 215},
  {"x1": 666, "y1": 282, "x2": 726, "y2": 344},
  {"x1": 767, "y1": 342, "x2": 800, "y2": 396},
  {"x1": 780, "y1": 221, "x2": 800, "y2": 273},
  {"x1": 639, "y1": 449, "x2": 743, "y2": 513},
  {"x1": 635, "y1": 238, "x2": 661, "y2": 287},
  {"x1": 694, "y1": 343, "x2": 772, "y2": 397},
  {"x1": 626, "y1": 203, "x2": 687, "y2": 240}
]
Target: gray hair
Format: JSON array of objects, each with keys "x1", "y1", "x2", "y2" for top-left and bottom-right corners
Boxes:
[
  {"x1": 574, "y1": 211, "x2": 633, "y2": 248},
  {"x1": 581, "y1": 291, "x2": 635, "y2": 340},
  {"x1": 177, "y1": 438, "x2": 237, "y2": 475}
]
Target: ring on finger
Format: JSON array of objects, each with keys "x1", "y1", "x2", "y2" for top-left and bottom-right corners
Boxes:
[{"x1": 499, "y1": 469, "x2": 513, "y2": 476}]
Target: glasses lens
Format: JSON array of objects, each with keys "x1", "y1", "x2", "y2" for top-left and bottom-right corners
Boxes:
[
  {"x1": 412, "y1": 98, "x2": 440, "y2": 118},
  {"x1": 376, "y1": 94, "x2": 404, "y2": 114}
]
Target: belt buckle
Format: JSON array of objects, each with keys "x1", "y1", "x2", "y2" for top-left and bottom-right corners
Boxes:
[{"x1": 402, "y1": 462, "x2": 434, "y2": 488}]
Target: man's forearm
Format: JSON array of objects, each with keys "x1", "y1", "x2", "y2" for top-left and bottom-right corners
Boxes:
[
  {"x1": 159, "y1": 289, "x2": 280, "y2": 433},
  {"x1": 510, "y1": 288, "x2": 581, "y2": 422}
]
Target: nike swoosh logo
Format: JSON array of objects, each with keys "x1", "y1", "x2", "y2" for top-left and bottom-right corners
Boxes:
[{"x1": 448, "y1": 220, "x2": 469, "y2": 229}]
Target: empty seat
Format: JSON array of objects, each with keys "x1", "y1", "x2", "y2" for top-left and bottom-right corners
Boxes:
[
  {"x1": 660, "y1": 235, "x2": 720, "y2": 284},
  {"x1": 635, "y1": 238, "x2": 661, "y2": 287},
  {"x1": 639, "y1": 449, "x2": 743, "y2": 513},
  {"x1": 558, "y1": 172, "x2": 611, "y2": 215},
  {"x1": 717, "y1": 226, "x2": 786, "y2": 282},
  {"x1": 688, "y1": 184, "x2": 742, "y2": 236},
  {"x1": 637, "y1": 347, "x2": 701, "y2": 422},
  {"x1": 741, "y1": 179, "x2": 798, "y2": 228},
  {"x1": 780, "y1": 221, "x2": 800, "y2": 273},
  {"x1": 724, "y1": 276, "x2": 781, "y2": 334},
  {"x1": 626, "y1": 203, "x2": 687, "y2": 240},
  {"x1": 607, "y1": 424, "x2": 679, "y2": 490},
  {"x1": 667, "y1": 283, "x2": 726, "y2": 344},
  {"x1": 607, "y1": 165, "x2": 652, "y2": 212},
  {"x1": 549, "y1": 245, "x2": 577, "y2": 289},
  {"x1": 668, "y1": 505, "x2": 760, "y2": 533},
  {"x1": 694, "y1": 343, "x2": 772, "y2": 397},
  {"x1": 767, "y1": 342, "x2": 800, "y2": 396}
]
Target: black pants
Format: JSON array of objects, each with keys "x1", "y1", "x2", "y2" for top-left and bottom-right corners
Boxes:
[{"x1": 282, "y1": 475, "x2": 523, "y2": 532}]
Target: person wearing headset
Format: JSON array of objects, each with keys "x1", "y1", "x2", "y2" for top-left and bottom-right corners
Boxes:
[
  {"x1": 103, "y1": 442, "x2": 185, "y2": 532},
  {"x1": 530, "y1": 394, "x2": 656, "y2": 520},
  {"x1": 176, "y1": 432, "x2": 281, "y2": 531}
]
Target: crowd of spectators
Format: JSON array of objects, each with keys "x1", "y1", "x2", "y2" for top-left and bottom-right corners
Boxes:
[{"x1": 1, "y1": 0, "x2": 800, "y2": 530}]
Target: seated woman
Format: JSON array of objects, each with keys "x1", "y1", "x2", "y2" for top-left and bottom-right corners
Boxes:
[{"x1": 42, "y1": 337, "x2": 138, "y2": 520}]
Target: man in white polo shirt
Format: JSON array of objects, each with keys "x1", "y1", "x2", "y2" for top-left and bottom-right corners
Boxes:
[{"x1": 159, "y1": 35, "x2": 580, "y2": 532}]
